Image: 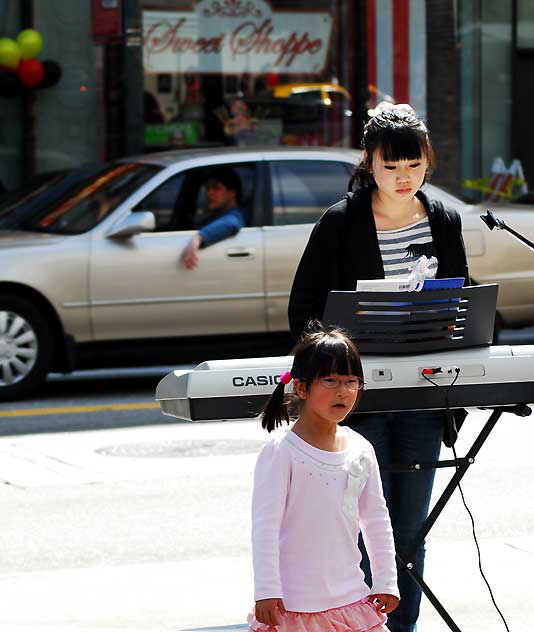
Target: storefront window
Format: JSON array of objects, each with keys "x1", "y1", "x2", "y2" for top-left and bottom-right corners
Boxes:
[
  {"x1": 458, "y1": 1, "x2": 534, "y2": 200},
  {"x1": 141, "y1": 0, "x2": 355, "y2": 150},
  {"x1": 518, "y1": 0, "x2": 534, "y2": 47},
  {"x1": 458, "y1": 1, "x2": 512, "y2": 200},
  {"x1": 480, "y1": 3, "x2": 512, "y2": 177},
  {"x1": 515, "y1": 0, "x2": 534, "y2": 192},
  {"x1": 33, "y1": 2, "x2": 101, "y2": 173}
]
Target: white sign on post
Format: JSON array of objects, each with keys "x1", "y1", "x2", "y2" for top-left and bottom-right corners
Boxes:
[{"x1": 143, "y1": 0, "x2": 334, "y2": 74}]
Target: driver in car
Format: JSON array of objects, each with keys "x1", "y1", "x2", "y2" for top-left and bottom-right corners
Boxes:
[{"x1": 181, "y1": 166, "x2": 245, "y2": 270}]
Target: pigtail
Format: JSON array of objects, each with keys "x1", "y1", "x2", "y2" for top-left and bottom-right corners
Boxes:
[{"x1": 261, "y1": 377, "x2": 291, "y2": 433}]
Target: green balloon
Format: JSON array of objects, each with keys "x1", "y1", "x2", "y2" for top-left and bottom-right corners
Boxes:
[
  {"x1": 0, "y1": 38, "x2": 21, "y2": 68},
  {"x1": 17, "y1": 29, "x2": 43, "y2": 60}
]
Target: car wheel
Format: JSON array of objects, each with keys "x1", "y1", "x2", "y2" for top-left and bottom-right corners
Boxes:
[{"x1": 0, "y1": 295, "x2": 53, "y2": 401}]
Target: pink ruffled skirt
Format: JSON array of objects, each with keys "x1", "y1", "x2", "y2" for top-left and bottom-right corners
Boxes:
[{"x1": 247, "y1": 598, "x2": 388, "y2": 632}]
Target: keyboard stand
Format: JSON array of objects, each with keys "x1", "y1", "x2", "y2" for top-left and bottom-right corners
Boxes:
[{"x1": 382, "y1": 403, "x2": 531, "y2": 632}]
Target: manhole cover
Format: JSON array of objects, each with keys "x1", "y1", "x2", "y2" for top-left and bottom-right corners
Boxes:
[{"x1": 96, "y1": 438, "x2": 265, "y2": 458}]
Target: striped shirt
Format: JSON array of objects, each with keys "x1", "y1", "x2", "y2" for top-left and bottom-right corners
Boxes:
[{"x1": 377, "y1": 217, "x2": 437, "y2": 277}]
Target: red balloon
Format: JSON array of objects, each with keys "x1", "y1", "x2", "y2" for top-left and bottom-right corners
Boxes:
[{"x1": 17, "y1": 58, "x2": 45, "y2": 87}]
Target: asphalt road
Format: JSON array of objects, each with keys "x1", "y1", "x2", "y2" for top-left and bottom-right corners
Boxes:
[{"x1": 0, "y1": 364, "x2": 183, "y2": 436}]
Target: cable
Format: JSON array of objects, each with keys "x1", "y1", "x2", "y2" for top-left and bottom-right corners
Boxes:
[
  {"x1": 422, "y1": 368, "x2": 511, "y2": 632},
  {"x1": 451, "y1": 442, "x2": 511, "y2": 632}
]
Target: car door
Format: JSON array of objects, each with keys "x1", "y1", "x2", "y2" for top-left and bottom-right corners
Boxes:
[
  {"x1": 89, "y1": 162, "x2": 266, "y2": 341},
  {"x1": 263, "y1": 157, "x2": 354, "y2": 332}
]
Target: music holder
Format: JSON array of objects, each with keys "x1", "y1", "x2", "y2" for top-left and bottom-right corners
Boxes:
[{"x1": 323, "y1": 284, "x2": 498, "y2": 353}]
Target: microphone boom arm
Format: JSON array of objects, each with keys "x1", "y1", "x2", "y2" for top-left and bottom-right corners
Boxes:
[{"x1": 480, "y1": 210, "x2": 534, "y2": 252}]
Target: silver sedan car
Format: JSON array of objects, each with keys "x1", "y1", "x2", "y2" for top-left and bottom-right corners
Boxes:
[{"x1": 0, "y1": 146, "x2": 532, "y2": 400}]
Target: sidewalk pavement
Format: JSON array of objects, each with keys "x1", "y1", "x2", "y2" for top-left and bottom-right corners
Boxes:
[
  {"x1": 1, "y1": 534, "x2": 531, "y2": 632},
  {"x1": 1, "y1": 411, "x2": 532, "y2": 632}
]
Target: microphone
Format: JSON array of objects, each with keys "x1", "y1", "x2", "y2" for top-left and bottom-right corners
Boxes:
[{"x1": 479, "y1": 210, "x2": 504, "y2": 231}]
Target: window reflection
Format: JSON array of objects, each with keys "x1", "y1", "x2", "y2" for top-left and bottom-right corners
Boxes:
[
  {"x1": 0, "y1": 163, "x2": 161, "y2": 235},
  {"x1": 272, "y1": 160, "x2": 351, "y2": 225}
]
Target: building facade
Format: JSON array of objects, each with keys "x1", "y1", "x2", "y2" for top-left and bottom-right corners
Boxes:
[{"x1": 1, "y1": 1, "x2": 533, "y2": 199}]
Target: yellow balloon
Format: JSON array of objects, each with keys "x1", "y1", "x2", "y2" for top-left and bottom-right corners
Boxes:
[
  {"x1": 0, "y1": 38, "x2": 21, "y2": 68},
  {"x1": 17, "y1": 29, "x2": 43, "y2": 60}
]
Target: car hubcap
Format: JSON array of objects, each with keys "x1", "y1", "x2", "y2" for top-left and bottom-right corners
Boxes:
[{"x1": 0, "y1": 310, "x2": 38, "y2": 386}]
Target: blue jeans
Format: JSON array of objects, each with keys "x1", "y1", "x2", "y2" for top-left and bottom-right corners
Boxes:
[{"x1": 346, "y1": 410, "x2": 444, "y2": 632}]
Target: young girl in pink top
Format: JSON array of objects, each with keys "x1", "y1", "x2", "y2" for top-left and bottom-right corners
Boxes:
[{"x1": 248, "y1": 324, "x2": 399, "y2": 632}]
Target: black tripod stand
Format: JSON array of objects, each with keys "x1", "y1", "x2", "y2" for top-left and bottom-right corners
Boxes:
[{"x1": 382, "y1": 403, "x2": 531, "y2": 632}]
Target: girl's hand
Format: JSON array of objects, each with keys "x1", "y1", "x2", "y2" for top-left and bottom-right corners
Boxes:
[
  {"x1": 255, "y1": 598, "x2": 287, "y2": 626},
  {"x1": 369, "y1": 593, "x2": 399, "y2": 614}
]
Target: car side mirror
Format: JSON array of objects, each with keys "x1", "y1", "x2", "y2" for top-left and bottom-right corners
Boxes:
[{"x1": 106, "y1": 211, "x2": 156, "y2": 238}]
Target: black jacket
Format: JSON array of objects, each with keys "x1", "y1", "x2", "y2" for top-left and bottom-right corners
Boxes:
[{"x1": 288, "y1": 186, "x2": 470, "y2": 340}]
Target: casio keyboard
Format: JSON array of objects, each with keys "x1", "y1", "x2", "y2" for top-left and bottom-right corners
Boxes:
[{"x1": 156, "y1": 344, "x2": 534, "y2": 422}]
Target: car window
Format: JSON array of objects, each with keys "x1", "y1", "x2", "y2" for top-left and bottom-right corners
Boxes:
[
  {"x1": 0, "y1": 170, "x2": 72, "y2": 209},
  {"x1": 135, "y1": 163, "x2": 257, "y2": 232},
  {"x1": 132, "y1": 173, "x2": 184, "y2": 231},
  {"x1": 288, "y1": 90, "x2": 323, "y2": 105},
  {"x1": 271, "y1": 160, "x2": 351, "y2": 225},
  {"x1": 0, "y1": 163, "x2": 161, "y2": 234}
]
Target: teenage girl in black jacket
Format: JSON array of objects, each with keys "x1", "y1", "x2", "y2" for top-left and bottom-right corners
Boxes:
[{"x1": 288, "y1": 102, "x2": 469, "y2": 632}]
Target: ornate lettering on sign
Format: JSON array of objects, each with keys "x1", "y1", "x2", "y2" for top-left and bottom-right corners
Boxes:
[
  {"x1": 230, "y1": 19, "x2": 322, "y2": 67},
  {"x1": 145, "y1": 19, "x2": 226, "y2": 55},
  {"x1": 203, "y1": 0, "x2": 262, "y2": 18},
  {"x1": 143, "y1": 2, "x2": 333, "y2": 74}
]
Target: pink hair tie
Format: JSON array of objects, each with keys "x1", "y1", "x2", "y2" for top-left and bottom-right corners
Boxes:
[{"x1": 279, "y1": 371, "x2": 292, "y2": 385}]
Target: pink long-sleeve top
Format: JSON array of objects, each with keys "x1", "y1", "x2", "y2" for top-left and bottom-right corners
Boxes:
[{"x1": 251, "y1": 427, "x2": 399, "y2": 613}]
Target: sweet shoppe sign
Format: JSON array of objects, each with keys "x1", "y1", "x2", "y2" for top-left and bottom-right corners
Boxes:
[{"x1": 143, "y1": 0, "x2": 333, "y2": 74}]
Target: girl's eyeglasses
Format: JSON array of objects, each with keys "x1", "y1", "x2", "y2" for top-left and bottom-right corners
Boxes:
[{"x1": 318, "y1": 377, "x2": 366, "y2": 391}]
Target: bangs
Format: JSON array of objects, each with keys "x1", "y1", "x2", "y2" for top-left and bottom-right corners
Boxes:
[
  {"x1": 302, "y1": 336, "x2": 362, "y2": 382},
  {"x1": 378, "y1": 127, "x2": 426, "y2": 162}
]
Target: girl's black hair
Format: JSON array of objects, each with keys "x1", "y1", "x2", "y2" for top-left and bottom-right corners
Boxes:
[
  {"x1": 349, "y1": 104, "x2": 435, "y2": 191},
  {"x1": 261, "y1": 321, "x2": 364, "y2": 433}
]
